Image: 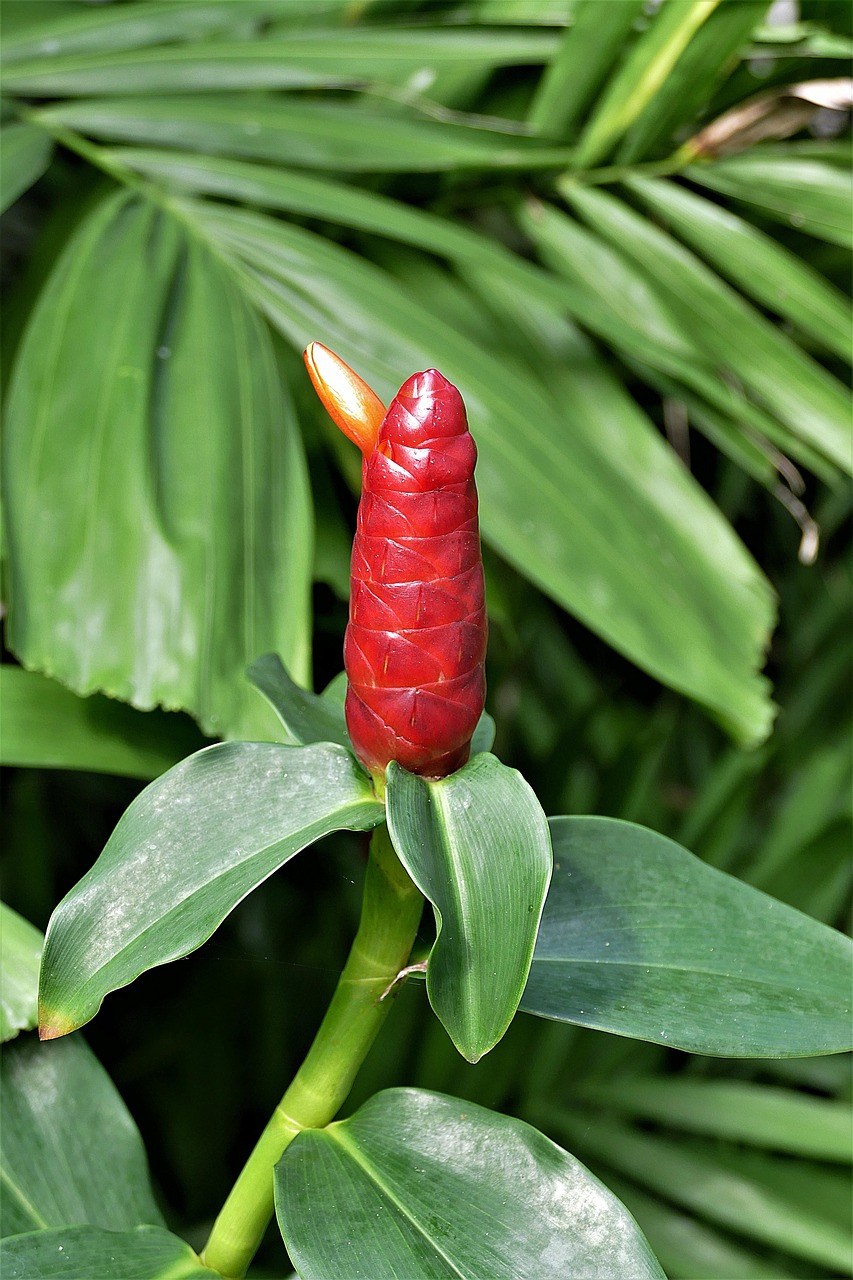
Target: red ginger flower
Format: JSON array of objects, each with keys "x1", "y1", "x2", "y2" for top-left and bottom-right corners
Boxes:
[{"x1": 304, "y1": 344, "x2": 487, "y2": 781}]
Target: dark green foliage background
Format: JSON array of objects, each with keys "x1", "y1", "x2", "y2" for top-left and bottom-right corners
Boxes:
[{"x1": 1, "y1": 1, "x2": 851, "y2": 1276}]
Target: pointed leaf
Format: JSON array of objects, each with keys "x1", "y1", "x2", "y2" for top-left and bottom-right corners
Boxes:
[
  {"x1": 3, "y1": 189, "x2": 313, "y2": 739},
  {"x1": 1, "y1": 1036, "x2": 162, "y2": 1236},
  {"x1": 386, "y1": 755, "x2": 551, "y2": 1061},
  {"x1": 0, "y1": 904, "x2": 41, "y2": 1042},
  {"x1": 0, "y1": 1226, "x2": 213, "y2": 1279},
  {"x1": 39, "y1": 741, "x2": 383, "y2": 1036},
  {"x1": 247, "y1": 652, "x2": 350, "y2": 748},
  {"x1": 521, "y1": 816, "x2": 853, "y2": 1056},
  {"x1": 275, "y1": 1088, "x2": 665, "y2": 1279}
]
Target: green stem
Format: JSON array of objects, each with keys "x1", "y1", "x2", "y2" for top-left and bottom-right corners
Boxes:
[{"x1": 200, "y1": 824, "x2": 422, "y2": 1280}]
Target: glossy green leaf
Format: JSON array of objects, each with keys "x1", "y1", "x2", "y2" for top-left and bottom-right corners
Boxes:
[
  {"x1": 626, "y1": 175, "x2": 852, "y2": 361},
  {"x1": 0, "y1": 1226, "x2": 212, "y2": 1279},
  {"x1": 0, "y1": 666, "x2": 204, "y2": 779},
  {"x1": 546, "y1": 1112, "x2": 853, "y2": 1272},
  {"x1": 470, "y1": 709, "x2": 496, "y2": 755},
  {"x1": 687, "y1": 152, "x2": 853, "y2": 248},
  {"x1": 36, "y1": 98, "x2": 575, "y2": 174},
  {"x1": 563, "y1": 183, "x2": 851, "y2": 474},
  {"x1": 3, "y1": 189, "x2": 313, "y2": 740},
  {"x1": 247, "y1": 652, "x2": 350, "y2": 749},
  {"x1": 275, "y1": 1088, "x2": 665, "y2": 1279},
  {"x1": 574, "y1": 0, "x2": 721, "y2": 167},
  {"x1": 576, "y1": 1077, "x2": 853, "y2": 1161},
  {"x1": 0, "y1": 904, "x2": 41, "y2": 1042},
  {"x1": 1, "y1": 1035, "x2": 162, "y2": 1235},
  {"x1": 3, "y1": 29, "x2": 558, "y2": 95},
  {"x1": 520, "y1": 816, "x2": 853, "y2": 1056},
  {"x1": 191, "y1": 200, "x2": 776, "y2": 746},
  {"x1": 0, "y1": 122, "x2": 52, "y2": 213},
  {"x1": 526, "y1": 0, "x2": 645, "y2": 138},
  {"x1": 38, "y1": 741, "x2": 383, "y2": 1036},
  {"x1": 616, "y1": 1, "x2": 766, "y2": 162},
  {"x1": 386, "y1": 754, "x2": 551, "y2": 1062}
]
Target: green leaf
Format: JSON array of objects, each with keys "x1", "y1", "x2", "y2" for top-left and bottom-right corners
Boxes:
[
  {"x1": 386, "y1": 755, "x2": 551, "y2": 1062},
  {"x1": 617, "y1": 1, "x2": 767, "y2": 163},
  {"x1": 1, "y1": 1035, "x2": 162, "y2": 1236},
  {"x1": 0, "y1": 1, "x2": 290, "y2": 65},
  {"x1": 601, "y1": 1173, "x2": 807, "y2": 1280},
  {"x1": 574, "y1": 0, "x2": 722, "y2": 167},
  {"x1": 191, "y1": 199, "x2": 776, "y2": 746},
  {"x1": 545, "y1": 1112, "x2": 853, "y2": 1273},
  {"x1": 38, "y1": 741, "x2": 383, "y2": 1036},
  {"x1": 247, "y1": 652, "x2": 350, "y2": 749},
  {"x1": 3, "y1": 29, "x2": 559, "y2": 95},
  {"x1": 275, "y1": 1088, "x2": 665, "y2": 1279},
  {"x1": 520, "y1": 816, "x2": 853, "y2": 1056},
  {"x1": 626, "y1": 175, "x2": 852, "y2": 362},
  {"x1": 517, "y1": 199, "x2": 835, "y2": 482},
  {"x1": 470, "y1": 709, "x2": 496, "y2": 755},
  {"x1": 687, "y1": 151, "x2": 853, "y2": 248},
  {"x1": 562, "y1": 183, "x2": 851, "y2": 474},
  {"x1": 0, "y1": 904, "x2": 42, "y2": 1042},
  {"x1": 575, "y1": 1077, "x2": 853, "y2": 1162},
  {"x1": 36, "y1": 98, "x2": 575, "y2": 173},
  {"x1": 526, "y1": 0, "x2": 645, "y2": 138},
  {"x1": 0, "y1": 666, "x2": 205, "y2": 779},
  {"x1": 0, "y1": 122, "x2": 52, "y2": 213},
  {"x1": 3, "y1": 189, "x2": 313, "y2": 740},
  {"x1": 0, "y1": 1225, "x2": 213, "y2": 1279}
]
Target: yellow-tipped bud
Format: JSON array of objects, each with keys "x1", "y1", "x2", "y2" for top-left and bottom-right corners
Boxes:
[{"x1": 303, "y1": 342, "x2": 386, "y2": 456}]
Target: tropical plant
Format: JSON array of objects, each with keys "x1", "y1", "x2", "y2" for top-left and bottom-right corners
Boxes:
[{"x1": 1, "y1": 1, "x2": 851, "y2": 1278}]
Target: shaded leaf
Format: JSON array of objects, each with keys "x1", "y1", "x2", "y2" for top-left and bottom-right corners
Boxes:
[
  {"x1": 0, "y1": 122, "x2": 52, "y2": 213},
  {"x1": 3, "y1": 29, "x2": 559, "y2": 96},
  {"x1": 526, "y1": 0, "x2": 645, "y2": 138},
  {"x1": 562, "y1": 183, "x2": 851, "y2": 473},
  {"x1": 0, "y1": 1225, "x2": 212, "y2": 1279},
  {"x1": 36, "y1": 97, "x2": 575, "y2": 173},
  {"x1": 386, "y1": 755, "x2": 551, "y2": 1061},
  {"x1": 276, "y1": 1088, "x2": 665, "y2": 1279},
  {"x1": 626, "y1": 174, "x2": 852, "y2": 362},
  {"x1": 1, "y1": 1036, "x2": 162, "y2": 1236},
  {"x1": 575, "y1": 1076, "x2": 853, "y2": 1161},
  {"x1": 0, "y1": 904, "x2": 41, "y2": 1043},
  {"x1": 0, "y1": 666, "x2": 204, "y2": 779},
  {"x1": 38, "y1": 742, "x2": 383, "y2": 1036},
  {"x1": 520, "y1": 816, "x2": 853, "y2": 1056},
  {"x1": 247, "y1": 652, "x2": 350, "y2": 749},
  {"x1": 3, "y1": 189, "x2": 313, "y2": 739}
]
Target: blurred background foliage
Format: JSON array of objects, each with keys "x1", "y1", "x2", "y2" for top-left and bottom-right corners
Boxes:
[{"x1": 1, "y1": 0, "x2": 850, "y2": 1276}]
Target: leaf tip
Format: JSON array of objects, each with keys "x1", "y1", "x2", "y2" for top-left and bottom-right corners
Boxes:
[{"x1": 38, "y1": 1006, "x2": 76, "y2": 1041}]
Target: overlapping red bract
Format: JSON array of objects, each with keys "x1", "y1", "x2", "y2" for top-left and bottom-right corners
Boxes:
[{"x1": 344, "y1": 369, "x2": 487, "y2": 778}]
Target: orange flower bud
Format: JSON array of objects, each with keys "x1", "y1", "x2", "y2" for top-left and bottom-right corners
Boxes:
[{"x1": 303, "y1": 342, "x2": 386, "y2": 456}]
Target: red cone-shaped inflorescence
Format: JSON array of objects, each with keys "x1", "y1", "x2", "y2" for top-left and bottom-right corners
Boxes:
[{"x1": 344, "y1": 369, "x2": 487, "y2": 779}]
